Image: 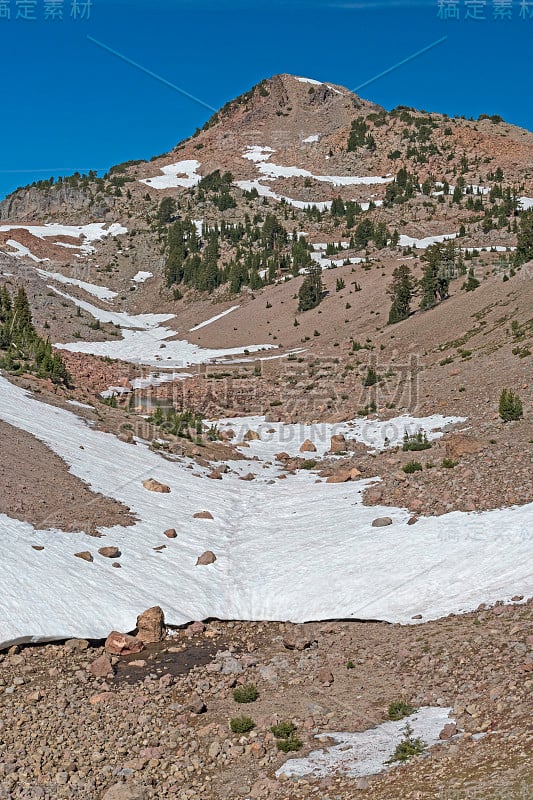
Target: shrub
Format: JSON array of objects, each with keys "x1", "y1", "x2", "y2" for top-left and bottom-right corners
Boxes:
[
  {"x1": 402, "y1": 461, "x2": 423, "y2": 474},
  {"x1": 233, "y1": 684, "x2": 259, "y2": 704},
  {"x1": 363, "y1": 367, "x2": 378, "y2": 387},
  {"x1": 276, "y1": 735, "x2": 303, "y2": 752},
  {"x1": 499, "y1": 389, "x2": 523, "y2": 422},
  {"x1": 301, "y1": 459, "x2": 318, "y2": 470},
  {"x1": 230, "y1": 716, "x2": 255, "y2": 733},
  {"x1": 386, "y1": 723, "x2": 425, "y2": 763},
  {"x1": 402, "y1": 431, "x2": 431, "y2": 452},
  {"x1": 346, "y1": 660, "x2": 355, "y2": 669},
  {"x1": 441, "y1": 458, "x2": 458, "y2": 469},
  {"x1": 388, "y1": 701, "x2": 415, "y2": 721},
  {"x1": 271, "y1": 722, "x2": 297, "y2": 738}
]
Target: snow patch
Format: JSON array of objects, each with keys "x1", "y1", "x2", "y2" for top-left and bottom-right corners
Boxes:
[
  {"x1": 131, "y1": 271, "x2": 153, "y2": 284},
  {"x1": 399, "y1": 233, "x2": 458, "y2": 249},
  {"x1": 35, "y1": 268, "x2": 117, "y2": 301},
  {"x1": 277, "y1": 707, "x2": 454, "y2": 779},
  {"x1": 0, "y1": 223, "x2": 127, "y2": 255},
  {"x1": 139, "y1": 160, "x2": 202, "y2": 190}
]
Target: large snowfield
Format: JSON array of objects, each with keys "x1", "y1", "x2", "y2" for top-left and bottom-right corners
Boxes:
[{"x1": 0, "y1": 375, "x2": 531, "y2": 649}]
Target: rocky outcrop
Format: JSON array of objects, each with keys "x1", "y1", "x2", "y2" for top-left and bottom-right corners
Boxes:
[{"x1": 0, "y1": 183, "x2": 111, "y2": 222}]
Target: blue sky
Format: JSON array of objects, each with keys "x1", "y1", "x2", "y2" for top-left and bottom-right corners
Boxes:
[{"x1": 1, "y1": 0, "x2": 532, "y2": 200}]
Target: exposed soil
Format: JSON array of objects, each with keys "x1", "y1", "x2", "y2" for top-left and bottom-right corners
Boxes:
[
  {"x1": 0, "y1": 603, "x2": 531, "y2": 799},
  {"x1": 0, "y1": 420, "x2": 135, "y2": 535}
]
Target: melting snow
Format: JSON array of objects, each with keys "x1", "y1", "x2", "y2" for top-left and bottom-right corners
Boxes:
[
  {"x1": 276, "y1": 707, "x2": 454, "y2": 779},
  {"x1": 242, "y1": 146, "x2": 393, "y2": 187},
  {"x1": 2, "y1": 239, "x2": 45, "y2": 262},
  {"x1": 0, "y1": 375, "x2": 532, "y2": 647},
  {"x1": 519, "y1": 197, "x2": 533, "y2": 210},
  {"x1": 0, "y1": 223, "x2": 127, "y2": 255},
  {"x1": 131, "y1": 271, "x2": 153, "y2": 284},
  {"x1": 139, "y1": 160, "x2": 202, "y2": 190},
  {"x1": 399, "y1": 233, "x2": 458, "y2": 249},
  {"x1": 303, "y1": 134, "x2": 320, "y2": 143},
  {"x1": 35, "y1": 268, "x2": 117, "y2": 301},
  {"x1": 49, "y1": 288, "x2": 274, "y2": 367}
]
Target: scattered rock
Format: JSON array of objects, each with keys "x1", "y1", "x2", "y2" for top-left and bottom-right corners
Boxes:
[
  {"x1": 330, "y1": 434, "x2": 346, "y2": 454},
  {"x1": 164, "y1": 528, "x2": 177, "y2": 538},
  {"x1": 318, "y1": 667, "x2": 334, "y2": 685},
  {"x1": 101, "y1": 783, "x2": 146, "y2": 800},
  {"x1": 196, "y1": 551, "x2": 217, "y2": 566},
  {"x1": 239, "y1": 472, "x2": 256, "y2": 481},
  {"x1": 439, "y1": 722, "x2": 458, "y2": 740},
  {"x1": 193, "y1": 511, "x2": 214, "y2": 519},
  {"x1": 88, "y1": 654, "x2": 114, "y2": 678},
  {"x1": 244, "y1": 430, "x2": 261, "y2": 441},
  {"x1": 136, "y1": 606, "x2": 166, "y2": 644},
  {"x1": 98, "y1": 546, "x2": 121, "y2": 559},
  {"x1": 74, "y1": 550, "x2": 93, "y2": 562},
  {"x1": 186, "y1": 693, "x2": 207, "y2": 714},
  {"x1": 142, "y1": 478, "x2": 170, "y2": 493},
  {"x1": 371, "y1": 517, "x2": 393, "y2": 527},
  {"x1": 300, "y1": 439, "x2": 317, "y2": 453},
  {"x1": 105, "y1": 632, "x2": 145, "y2": 656}
]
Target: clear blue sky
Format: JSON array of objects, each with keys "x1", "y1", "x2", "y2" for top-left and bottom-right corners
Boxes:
[{"x1": 1, "y1": 0, "x2": 531, "y2": 200}]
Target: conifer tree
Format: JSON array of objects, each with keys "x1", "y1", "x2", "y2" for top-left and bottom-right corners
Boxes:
[
  {"x1": 387, "y1": 265, "x2": 416, "y2": 324},
  {"x1": 298, "y1": 264, "x2": 323, "y2": 312}
]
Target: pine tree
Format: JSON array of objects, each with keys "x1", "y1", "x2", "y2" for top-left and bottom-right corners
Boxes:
[
  {"x1": 514, "y1": 211, "x2": 533, "y2": 267},
  {"x1": 387, "y1": 265, "x2": 416, "y2": 324},
  {"x1": 298, "y1": 264, "x2": 323, "y2": 312},
  {"x1": 499, "y1": 389, "x2": 523, "y2": 422},
  {"x1": 419, "y1": 244, "x2": 449, "y2": 310},
  {"x1": 462, "y1": 268, "x2": 480, "y2": 292}
]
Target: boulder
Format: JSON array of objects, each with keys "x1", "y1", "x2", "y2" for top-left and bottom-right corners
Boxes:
[
  {"x1": 330, "y1": 434, "x2": 346, "y2": 454},
  {"x1": 98, "y1": 547, "x2": 121, "y2": 559},
  {"x1": 239, "y1": 473, "x2": 256, "y2": 481},
  {"x1": 142, "y1": 478, "x2": 170, "y2": 493},
  {"x1": 193, "y1": 511, "x2": 214, "y2": 519},
  {"x1": 164, "y1": 528, "x2": 177, "y2": 538},
  {"x1": 244, "y1": 429, "x2": 261, "y2": 441},
  {"x1": 445, "y1": 434, "x2": 484, "y2": 461},
  {"x1": 371, "y1": 517, "x2": 393, "y2": 528},
  {"x1": 74, "y1": 551, "x2": 93, "y2": 563},
  {"x1": 300, "y1": 439, "x2": 317, "y2": 453},
  {"x1": 186, "y1": 692, "x2": 207, "y2": 714},
  {"x1": 88, "y1": 654, "x2": 114, "y2": 678},
  {"x1": 318, "y1": 667, "x2": 334, "y2": 685},
  {"x1": 326, "y1": 470, "x2": 351, "y2": 483},
  {"x1": 196, "y1": 551, "x2": 217, "y2": 566},
  {"x1": 208, "y1": 469, "x2": 222, "y2": 480},
  {"x1": 101, "y1": 783, "x2": 146, "y2": 800},
  {"x1": 136, "y1": 606, "x2": 166, "y2": 643},
  {"x1": 105, "y1": 632, "x2": 144, "y2": 656},
  {"x1": 439, "y1": 722, "x2": 458, "y2": 740}
]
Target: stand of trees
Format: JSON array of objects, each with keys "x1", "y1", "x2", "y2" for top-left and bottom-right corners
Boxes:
[{"x1": 0, "y1": 286, "x2": 71, "y2": 385}]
